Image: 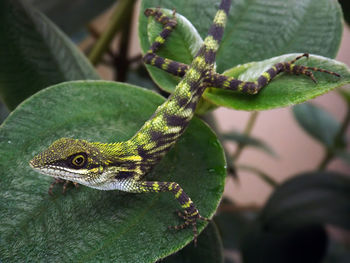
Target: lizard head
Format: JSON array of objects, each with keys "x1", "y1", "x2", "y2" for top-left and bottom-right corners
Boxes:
[{"x1": 29, "y1": 138, "x2": 117, "y2": 188}]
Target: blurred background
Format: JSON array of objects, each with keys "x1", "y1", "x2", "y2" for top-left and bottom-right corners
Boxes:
[{"x1": 219, "y1": 25, "x2": 350, "y2": 206}]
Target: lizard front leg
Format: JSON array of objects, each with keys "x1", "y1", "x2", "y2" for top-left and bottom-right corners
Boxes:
[{"x1": 48, "y1": 178, "x2": 79, "y2": 195}]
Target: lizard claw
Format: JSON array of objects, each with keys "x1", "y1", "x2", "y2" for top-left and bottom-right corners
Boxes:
[
  {"x1": 48, "y1": 179, "x2": 79, "y2": 196},
  {"x1": 169, "y1": 210, "x2": 210, "y2": 245}
]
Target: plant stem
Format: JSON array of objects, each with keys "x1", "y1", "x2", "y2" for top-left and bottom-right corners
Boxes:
[
  {"x1": 114, "y1": 0, "x2": 134, "y2": 82},
  {"x1": 318, "y1": 105, "x2": 350, "y2": 170},
  {"x1": 232, "y1": 111, "x2": 259, "y2": 161},
  {"x1": 236, "y1": 164, "x2": 278, "y2": 187},
  {"x1": 88, "y1": 0, "x2": 136, "y2": 65},
  {"x1": 318, "y1": 150, "x2": 333, "y2": 170}
]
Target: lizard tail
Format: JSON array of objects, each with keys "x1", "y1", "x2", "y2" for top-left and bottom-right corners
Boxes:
[{"x1": 199, "y1": 0, "x2": 231, "y2": 66}]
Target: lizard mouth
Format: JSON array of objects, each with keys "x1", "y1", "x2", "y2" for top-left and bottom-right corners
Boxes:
[
  {"x1": 30, "y1": 162, "x2": 86, "y2": 181},
  {"x1": 29, "y1": 158, "x2": 39, "y2": 169}
]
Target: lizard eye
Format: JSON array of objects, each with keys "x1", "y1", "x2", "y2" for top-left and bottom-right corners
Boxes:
[{"x1": 71, "y1": 154, "x2": 86, "y2": 167}]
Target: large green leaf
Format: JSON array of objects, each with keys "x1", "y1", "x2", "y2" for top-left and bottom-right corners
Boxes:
[
  {"x1": 259, "y1": 171, "x2": 350, "y2": 231},
  {"x1": 0, "y1": 0, "x2": 99, "y2": 110},
  {"x1": 292, "y1": 102, "x2": 342, "y2": 148},
  {"x1": 140, "y1": 0, "x2": 343, "y2": 72},
  {"x1": 139, "y1": 0, "x2": 344, "y2": 110},
  {"x1": 0, "y1": 81, "x2": 226, "y2": 262}
]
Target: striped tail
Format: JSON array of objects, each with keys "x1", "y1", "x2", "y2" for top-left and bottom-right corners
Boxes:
[
  {"x1": 131, "y1": 0, "x2": 232, "y2": 171},
  {"x1": 195, "y1": 0, "x2": 231, "y2": 68}
]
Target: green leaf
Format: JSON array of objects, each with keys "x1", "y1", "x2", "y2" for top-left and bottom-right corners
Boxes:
[
  {"x1": 259, "y1": 171, "x2": 350, "y2": 231},
  {"x1": 214, "y1": 199, "x2": 257, "y2": 250},
  {"x1": 139, "y1": 7, "x2": 203, "y2": 93},
  {"x1": 139, "y1": 0, "x2": 343, "y2": 100},
  {"x1": 205, "y1": 54, "x2": 350, "y2": 110},
  {"x1": 0, "y1": 0, "x2": 99, "y2": 110},
  {"x1": 335, "y1": 150, "x2": 350, "y2": 167},
  {"x1": 221, "y1": 131, "x2": 276, "y2": 157},
  {"x1": 163, "y1": 222, "x2": 224, "y2": 263},
  {"x1": 140, "y1": 0, "x2": 343, "y2": 69},
  {"x1": 0, "y1": 81, "x2": 226, "y2": 262},
  {"x1": 338, "y1": 87, "x2": 350, "y2": 106},
  {"x1": 292, "y1": 102, "x2": 342, "y2": 148},
  {"x1": 208, "y1": 56, "x2": 349, "y2": 111}
]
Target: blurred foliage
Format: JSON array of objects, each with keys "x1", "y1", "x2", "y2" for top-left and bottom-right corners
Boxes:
[
  {"x1": 338, "y1": 0, "x2": 350, "y2": 25},
  {"x1": 29, "y1": 0, "x2": 115, "y2": 37},
  {"x1": 0, "y1": 0, "x2": 99, "y2": 110}
]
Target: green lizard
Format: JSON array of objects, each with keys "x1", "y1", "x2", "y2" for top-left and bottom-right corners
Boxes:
[{"x1": 29, "y1": 0, "x2": 339, "y2": 243}]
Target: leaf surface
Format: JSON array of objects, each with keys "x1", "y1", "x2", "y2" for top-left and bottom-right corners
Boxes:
[
  {"x1": 0, "y1": 81, "x2": 226, "y2": 262},
  {"x1": 163, "y1": 222, "x2": 223, "y2": 263},
  {"x1": 260, "y1": 171, "x2": 350, "y2": 231},
  {"x1": 139, "y1": 0, "x2": 345, "y2": 110},
  {"x1": 292, "y1": 102, "x2": 342, "y2": 148},
  {"x1": 205, "y1": 55, "x2": 350, "y2": 110}
]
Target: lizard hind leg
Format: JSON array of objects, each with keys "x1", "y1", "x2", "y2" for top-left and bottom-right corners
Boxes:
[
  {"x1": 169, "y1": 210, "x2": 210, "y2": 245},
  {"x1": 208, "y1": 53, "x2": 341, "y2": 95},
  {"x1": 143, "y1": 7, "x2": 189, "y2": 78},
  {"x1": 135, "y1": 181, "x2": 209, "y2": 244},
  {"x1": 282, "y1": 53, "x2": 341, "y2": 83},
  {"x1": 143, "y1": 7, "x2": 177, "y2": 55}
]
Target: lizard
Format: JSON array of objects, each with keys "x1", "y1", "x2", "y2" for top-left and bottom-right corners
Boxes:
[{"x1": 29, "y1": 0, "x2": 340, "y2": 244}]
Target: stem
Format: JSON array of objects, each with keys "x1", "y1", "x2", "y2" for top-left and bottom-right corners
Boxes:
[
  {"x1": 236, "y1": 164, "x2": 278, "y2": 187},
  {"x1": 114, "y1": 0, "x2": 134, "y2": 82},
  {"x1": 318, "y1": 105, "x2": 350, "y2": 170},
  {"x1": 87, "y1": 25, "x2": 114, "y2": 57},
  {"x1": 88, "y1": 0, "x2": 136, "y2": 65},
  {"x1": 232, "y1": 111, "x2": 259, "y2": 161},
  {"x1": 318, "y1": 150, "x2": 333, "y2": 170}
]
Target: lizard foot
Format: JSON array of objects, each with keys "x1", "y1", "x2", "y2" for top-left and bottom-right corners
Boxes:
[
  {"x1": 48, "y1": 178, "x2": 79, "y2": 196},
  {"x1": 169, "y1": 210, "x2": 210, "y2": 245}
]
